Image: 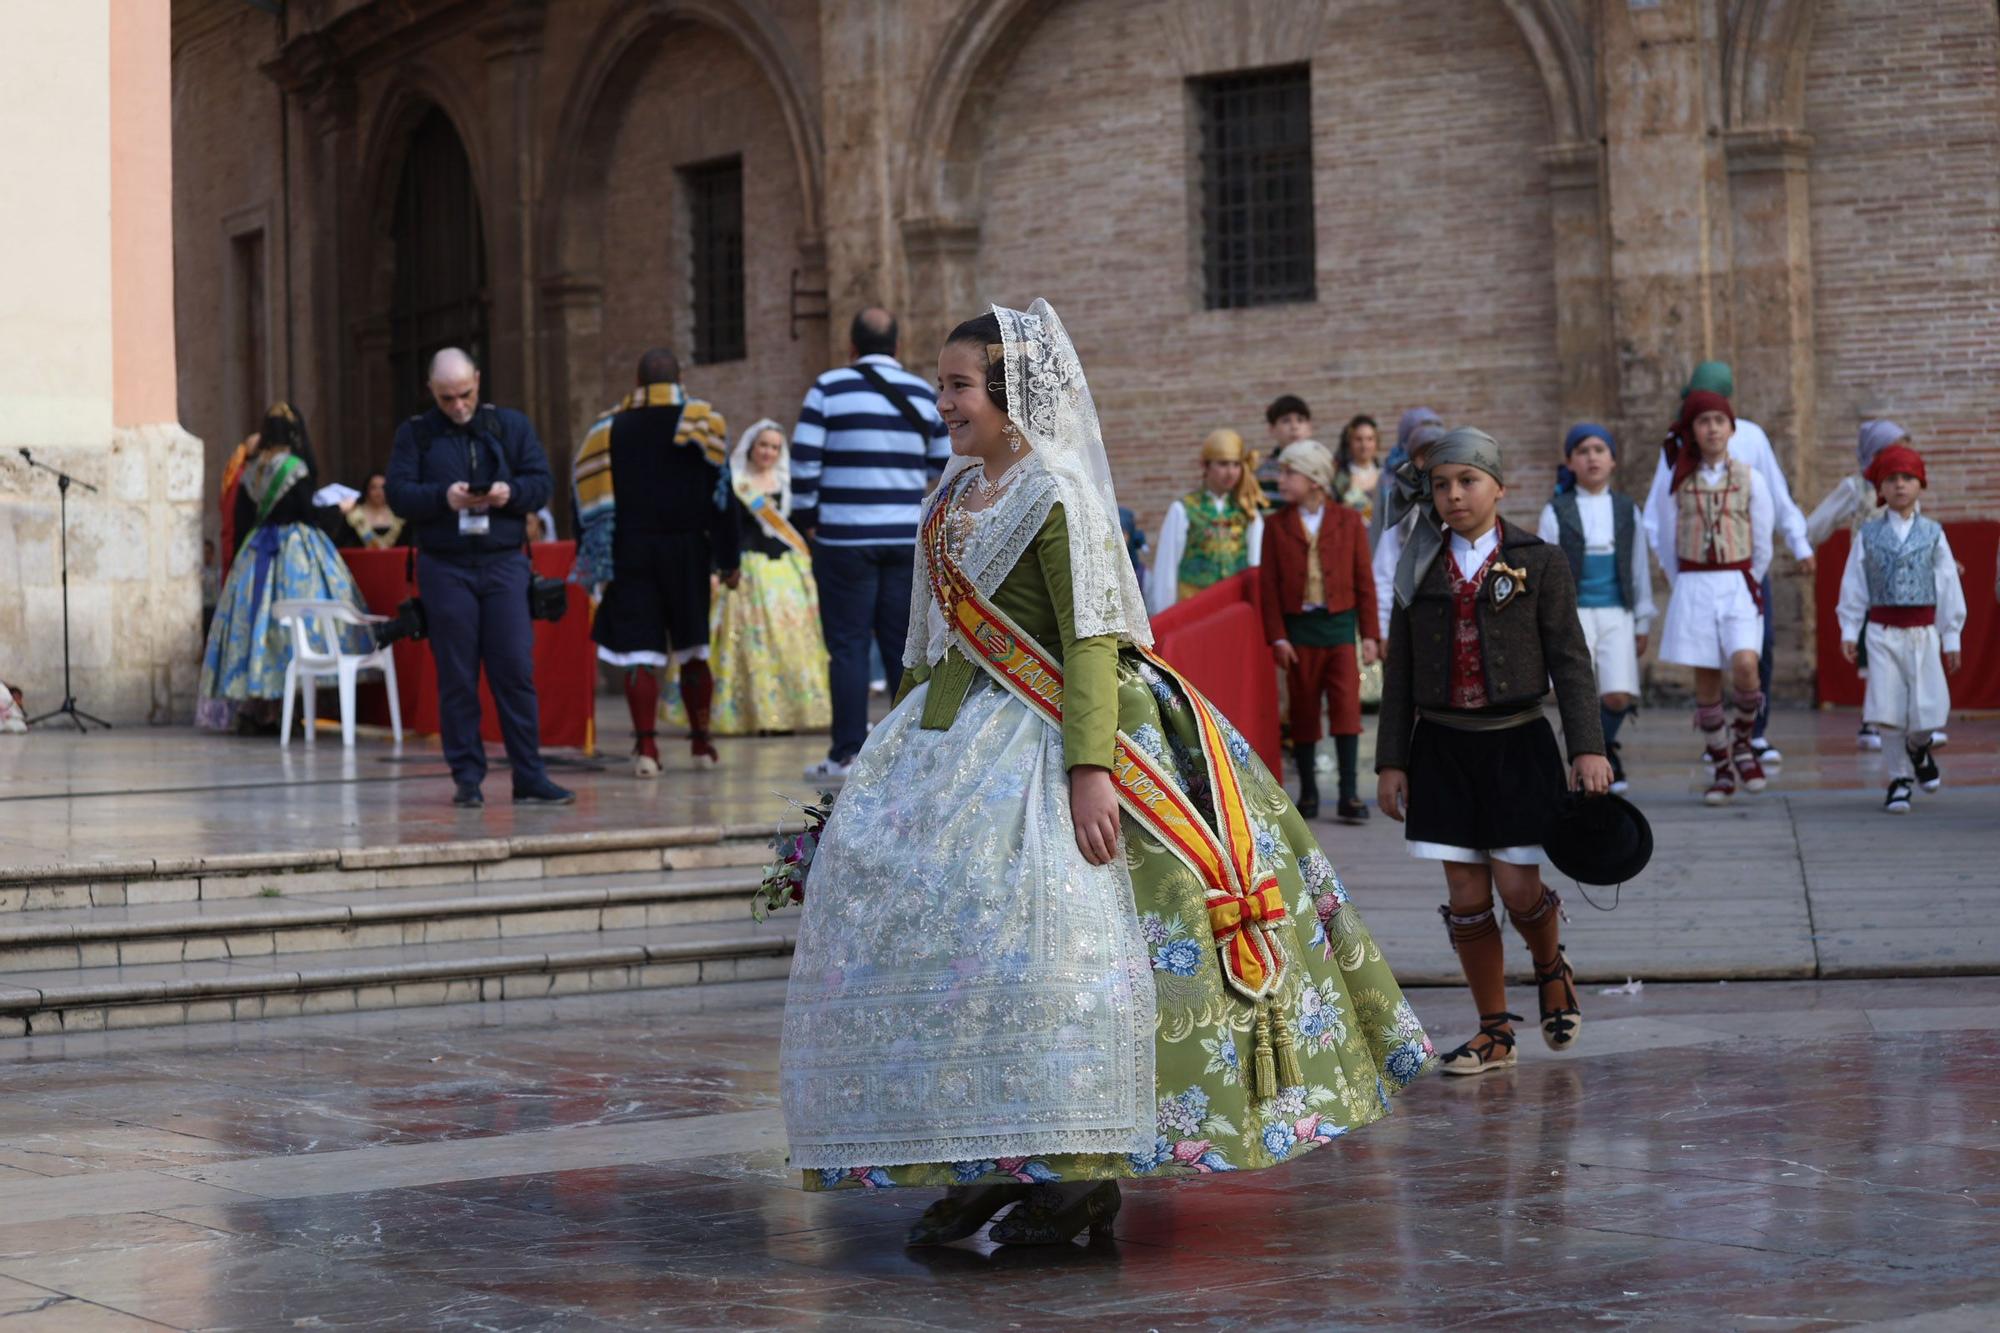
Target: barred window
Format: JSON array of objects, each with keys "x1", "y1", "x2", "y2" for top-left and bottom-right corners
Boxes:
[
  {"x1": 683, "y1": 156, "x2": 746, "y2": 364},
  {"x1": 1193, "y1": 66, "x2": 1316, "y2": 309}
]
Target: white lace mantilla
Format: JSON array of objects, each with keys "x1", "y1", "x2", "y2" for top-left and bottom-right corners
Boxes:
[
  {"x1": 902, "y1": 299, "x2": 1151, "y2": 668},
  {"x1": 780, "y1": 678, "x2": 1157, "y2": 1169}
]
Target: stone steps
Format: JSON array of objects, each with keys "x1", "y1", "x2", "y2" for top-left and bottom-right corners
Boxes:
[
  {"x1": 0, "y1": 825, "x2": 798, "y2": 1037},
  {"x1": 0, "y1": 825, "x2": 776, "y2": 913},
  {"x1": 0, "y1": 918, "x2": 798, "y2": 1038}
]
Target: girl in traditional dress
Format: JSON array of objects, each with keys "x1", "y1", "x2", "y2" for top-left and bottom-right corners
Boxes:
[
  {"x1": 343, "y1": 472, "x2": 405, "y2": 550},
  {"x1": 781, "y1": 302, "x2": 1432, "y2": 1247},
  {"x1": 678, "y1": 420, "x2": 832, "y2": 735},
  {"x1": 196, "y1": 403, "x2": 372, "y2": 733},
  {"x1": 1143, "y1": 428, "x2": 1266, "y2": 612}
]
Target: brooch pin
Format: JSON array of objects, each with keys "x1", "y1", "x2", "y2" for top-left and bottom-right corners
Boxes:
[{"x1": 1489, "y1": 560, "x2": 1529, "y2": 610}]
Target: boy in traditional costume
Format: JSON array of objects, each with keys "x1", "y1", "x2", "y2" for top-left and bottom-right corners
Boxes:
[
  {"x1": 1376, "y1": 429, "x2": 1608, "y2": 1077},
  {"x1": 1145, "y1": 427, "x2": 1267, "y2": 611},
  {"x1": 1835, "y1": 444, "x2": 1965, "y2": 813},
  {"x1": 1537, "y1": 424, "x2": 1655, "y2": 794},
  {"x1": 1261, "y1": 440, "x2": 1379, "y2": 823},
  {"x1": 574, "y1": 349, "x2": 739, "y2": 774},
  {"x1": 782, "y1": 302, "x2": 1430, "y2": 1247},
  {"x1": 1810, "y1": 419, "x2": 1917, "y2": 752},
  {"x1": 1649, "y1": 390, "x2": 1776, "y2": 805}
]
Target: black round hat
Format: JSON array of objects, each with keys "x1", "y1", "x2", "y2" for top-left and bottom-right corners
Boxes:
[{"x1": 1543, "y1": 792, "x2": 1652, "y2": 887}]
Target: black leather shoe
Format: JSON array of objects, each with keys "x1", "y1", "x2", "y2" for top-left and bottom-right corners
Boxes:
[
  {"x1": 452, "y1": 784, "x2": 483, "y2": 808},
  {"x1": 1335, "y1": 797, "x2": 1370, "y2": 825},
  {"x1": 513, "y1": 780, "x2": 576, "y2": 806}
]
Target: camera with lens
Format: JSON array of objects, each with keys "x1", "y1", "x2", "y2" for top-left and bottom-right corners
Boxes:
[{"x1": 371, "y1": 596, "x2": 429, "y2": 647}]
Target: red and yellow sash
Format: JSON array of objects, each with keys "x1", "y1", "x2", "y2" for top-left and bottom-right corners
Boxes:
[
  {"x1": 735, "y1": 483, "x2": 810, "y2": 558},
  {"x1": 920, "y1": 487, "x2": 1286, "y2": 1003}
]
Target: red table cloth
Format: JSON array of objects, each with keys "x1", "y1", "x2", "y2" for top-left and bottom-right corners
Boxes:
[{"x1": 340, "y1": 544, "x2": 595, "y2": 750}]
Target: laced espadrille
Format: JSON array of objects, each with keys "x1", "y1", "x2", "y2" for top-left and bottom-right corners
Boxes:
[{"x1": 1438, "y1": 1012, "x2": 1521, "y2": 1077}]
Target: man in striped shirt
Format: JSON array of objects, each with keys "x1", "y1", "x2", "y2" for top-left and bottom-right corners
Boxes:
[{"x1": 791, "y1": 307, "x2": 951, "y2": 779}]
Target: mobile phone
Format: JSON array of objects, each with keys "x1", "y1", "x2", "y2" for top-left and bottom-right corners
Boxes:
[{"x1": 467, "y1": 483, "x2": 492, "y2": 497}]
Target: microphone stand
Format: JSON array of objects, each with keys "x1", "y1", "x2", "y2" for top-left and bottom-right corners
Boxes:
[{"x1": 17, "y1": 449, "x2": 111, "y2": 732}]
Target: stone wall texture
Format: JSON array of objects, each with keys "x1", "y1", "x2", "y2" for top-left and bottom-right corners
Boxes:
[{"x1": 167, "y1": 0, "x2": 2000, "y2": 703}]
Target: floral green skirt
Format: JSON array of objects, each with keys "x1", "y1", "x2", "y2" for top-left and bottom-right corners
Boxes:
[{"x1": 803, "y1": 652, "x2": 1432, "y2": 1191}]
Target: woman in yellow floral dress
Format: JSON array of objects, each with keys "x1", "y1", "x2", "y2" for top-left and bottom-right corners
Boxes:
[
  {"x1": 686, "y1": 420, "x2": 831, "y2": 735},
  {"x1": 780, "y1": 302, "x2": 1431, "y2": 1247}
]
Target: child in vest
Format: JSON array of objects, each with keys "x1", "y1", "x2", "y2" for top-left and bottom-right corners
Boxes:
[
  {"x1": 1834, "y1": 444, "x2": 1966, "y2": 813},
  {"x1": 1650, "y1": 390, "x2": 1775, "y2": 805},
  {"x1": 1808, "y1": 420, "x2": 1926, "y2": 753},
  {"x1": 1377, "y1": 429, "x2": 1609, "y2": 1077},
  {"x1": 1537, "y1": 424, "x2": 1655, "y2": 794},
  {"x1": 1144, "y1": 428, "x2": 1266, "y2": 612},
  {"x1": 1261, "y1": 440, "x2": 1379, "y2": 822}
]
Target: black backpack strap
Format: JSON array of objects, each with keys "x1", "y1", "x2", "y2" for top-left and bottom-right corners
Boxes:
[{"x1": 851, "y1": 364, "x2": 937, "y2": 445}]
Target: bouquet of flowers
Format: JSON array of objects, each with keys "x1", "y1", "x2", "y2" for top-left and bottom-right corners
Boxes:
[{"x1": 752, "y1": 791, "x2": 834, "y2": 922}]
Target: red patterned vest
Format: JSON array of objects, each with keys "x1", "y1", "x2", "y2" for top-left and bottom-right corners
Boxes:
[{"x1": 1445, "y1": 527, "x2": 1504, "y2": 710}]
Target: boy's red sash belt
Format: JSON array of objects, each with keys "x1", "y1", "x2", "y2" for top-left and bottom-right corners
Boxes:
[
  {"x1": 1868, "y1": 606, "x2": 1936, "y2": 628},
  {"x1": 1680, "y1": 558, "x2": 1761, "y2": 612},
  {"x1": 921, "y1": 497, "x2": 1286, "y2": 1003}
]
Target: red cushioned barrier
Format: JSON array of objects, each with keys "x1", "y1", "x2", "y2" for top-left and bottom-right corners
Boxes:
[
  {"x1": 1149, "y1": 570, "x2": 1284, "y2": 773},
  {"x1": 1814, "y1": 520, "x2": 2000, "y2": 709},
  {"x1": 341, "y1": 544, "x2": 595, "y2": 750}
]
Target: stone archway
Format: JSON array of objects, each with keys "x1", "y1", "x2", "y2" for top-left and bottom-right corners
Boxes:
[
  {"x1": 349, "y1": 73, "x2": 494, "y2": 472},
  {"x1": 536, "y1": 0, "x2": 823, "y2": 455}
]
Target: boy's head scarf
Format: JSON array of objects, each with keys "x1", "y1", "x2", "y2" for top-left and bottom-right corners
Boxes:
[
  {"x1": 1277, "y1": 439, "x2": 1335, "y2": 492},
  {"x1": 1683, "y1": 361, "x2": 1735, "y2": 400},
  {"x1": 1200, "y1": 428, "x2": 1267, "y2": 511},
  {"x1": 1555, "y1": 422, "x2": 1615, "y2": 496},
  {"x1": 1393, "y1": 427, "x2": 1505, "y2": 609},
  {"x1": 1664, "y1": 390, "x2": 1736, "y2": 494},
  {"x1": 1864, "y1": 444, "x2": 1926, "y2": 498},
  {"x1": 1857, "y1": 419, "x2": 1907, "y2": 471}
]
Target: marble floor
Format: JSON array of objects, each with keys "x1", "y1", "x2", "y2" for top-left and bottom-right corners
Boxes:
[{"x1": 0, "y1": 976, "x2": 1996, "y2": 1330}]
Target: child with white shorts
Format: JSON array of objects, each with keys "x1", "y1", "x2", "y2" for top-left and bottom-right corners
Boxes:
[
  {"x1": 1648, "y1": 390, "x2": 1775, "y2": 805},
  {"x1": 1539, "y1": 423, "x2": 1654, "y2": 794},
  {"x1": 1835, "y1": 443, "x2": 1965, "y2": 813}
]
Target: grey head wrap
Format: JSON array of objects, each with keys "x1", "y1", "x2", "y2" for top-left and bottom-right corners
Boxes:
[
  {"x1": 1392, "y1": 427, "x2": 1506, "y2": 609},
  {"x1": 1377, "y1": 416, "x2": 1450, "y2": 534},
  {"x1": 1857, "y1": 419, "x2": 1906, "y2": 470}
]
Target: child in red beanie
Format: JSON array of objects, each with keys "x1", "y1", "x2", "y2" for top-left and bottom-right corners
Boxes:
[
  {"x1": 1834, "y1": 443, "x2": 1965, "y2": 812},
  {"x1": 1649, "y1": 390, "x2": 1776, "y2": 805}
]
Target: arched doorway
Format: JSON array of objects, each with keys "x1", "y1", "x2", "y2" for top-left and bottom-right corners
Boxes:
[{"x1": 388, "y1": 106, "x2": 488, "y2": 421}]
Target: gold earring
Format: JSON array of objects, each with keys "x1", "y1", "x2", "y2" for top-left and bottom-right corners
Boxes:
[{"x1": 1005, "y1": 421, "x2": 1023, "y2": 453}]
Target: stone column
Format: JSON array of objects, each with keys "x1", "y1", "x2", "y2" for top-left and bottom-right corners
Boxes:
[
  {"x1": 1725, "y1": 125, "x2": 1819, "y2": 698},
  {"x1": 1541, "y1": 141, "x2": 1615, "y2": 430},
  {"x1": 477, "y1": 2, "x2": 547, "y2": 425},
  {"x1": 1595, "y1": 0, "x2": 1734, "y2": 427},
  {"x1": 817, "y1": 0, "x2": 904, "y2": 367},
  {"x1": 0, "y1": 0, "x2": 203, "y2": 723}
]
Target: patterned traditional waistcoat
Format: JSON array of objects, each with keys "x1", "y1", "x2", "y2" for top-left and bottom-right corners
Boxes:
[
  {"x1": 1676, "y1": 460, "x2": 1754, "y2": 566},
  {"x1": 1861, "y1": 513, "x2": 1942, "y2": 607},
  {"x1": 1177, "y1": 491, "x2": 1253, "y2": 595}
]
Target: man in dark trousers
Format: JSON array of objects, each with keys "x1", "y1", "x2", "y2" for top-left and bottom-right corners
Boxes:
[
  {"x1": 789, "y1": 307, "x2": 949, "y2": 781},
  {"x1": 573, "y1": 347, "x2": 739, "y2": 772},
  {"x1": 385, "y1": 347, "x2": 573, "y2": 808}
]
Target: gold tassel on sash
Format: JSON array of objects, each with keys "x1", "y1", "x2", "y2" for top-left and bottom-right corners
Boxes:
[
  {"x1": 1272, "y1": 1007, "x2": 1304, "y2": 1089},
  {"x1": 1253, "y1": 1006, "x2": 1278, "y2": 1100}
]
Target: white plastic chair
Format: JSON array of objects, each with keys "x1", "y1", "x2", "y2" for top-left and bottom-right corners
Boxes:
[{"x1": 273, "y1": 599, "x2": 402, "y2": 748}]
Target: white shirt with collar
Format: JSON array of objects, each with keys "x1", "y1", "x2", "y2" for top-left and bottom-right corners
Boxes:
[
  {"x1": 1645, "y1": 416, "x2": 1811, "y2": 562},
  {"x1": 1835, "y1": 503, "x2": 1968, "y2": 652},
  {"x1": 1536, "y1": 487, "x2": 1658, "y2": 634},
  {"x1": 1449, "y1": 524, "x2": 1501, "y2": 582}
]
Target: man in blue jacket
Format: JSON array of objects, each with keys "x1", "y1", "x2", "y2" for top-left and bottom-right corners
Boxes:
[{"x1": 386, "y1": 347, "x2": 573, "y2": 808}]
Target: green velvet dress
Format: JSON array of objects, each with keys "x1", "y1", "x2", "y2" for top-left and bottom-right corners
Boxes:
[{"x1": 785, "y1": 498, "x2": 1432, "y2": 1191}]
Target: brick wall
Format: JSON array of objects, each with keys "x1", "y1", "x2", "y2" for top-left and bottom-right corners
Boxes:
[
  {"x1": 596, "y1": 24, "x2": 819, "y2": 456},
  {"x1": 1805, "y1": 0, "x2": 2000, "y2": 522},
  {"x1": 972, "y1": 0, "x2": 1561, "y2": 544}
]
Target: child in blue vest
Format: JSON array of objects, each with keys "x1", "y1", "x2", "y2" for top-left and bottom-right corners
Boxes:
[
  {"x1": 1833, "y1": 444, "x2": 1966, "y2": 813},
  {"x1": 1538, "y1": 424, "x2": 1655, "y2": 794}
]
